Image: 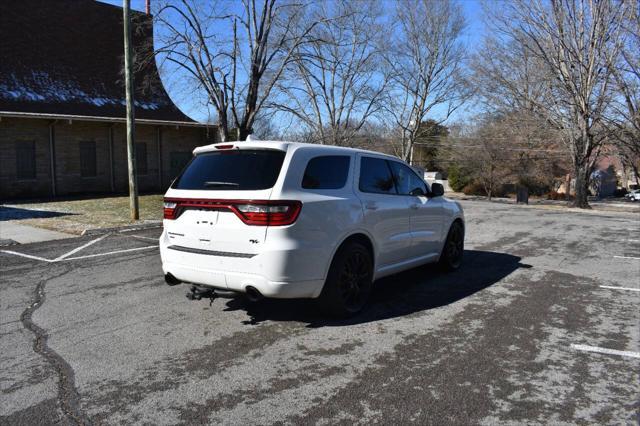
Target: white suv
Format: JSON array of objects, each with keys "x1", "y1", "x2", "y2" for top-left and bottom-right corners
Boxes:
[{"x1": 160, "y1": 141, "x2": 464, "y2": 316}]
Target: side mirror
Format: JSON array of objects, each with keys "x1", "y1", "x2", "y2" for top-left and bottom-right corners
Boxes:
[{"x1": 430, "y1": 183, "x2": 445, "y2": 197}]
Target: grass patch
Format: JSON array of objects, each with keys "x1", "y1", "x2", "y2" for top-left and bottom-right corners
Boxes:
[{"x1": 3, "y1": 194, "x2": 164, "y2": 234}]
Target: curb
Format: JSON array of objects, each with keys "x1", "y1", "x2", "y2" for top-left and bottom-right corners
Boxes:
[{"x1": 81, "y1": 221, "x2": 162, "y2": 236}]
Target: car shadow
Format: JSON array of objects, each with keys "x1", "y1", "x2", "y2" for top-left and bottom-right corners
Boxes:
[
  {"x1": 222, "y1": 250, "x2": 530, "y2": 327},
  {"x1": 0, "y1": 206, "x2": 76, "y2": 221}
]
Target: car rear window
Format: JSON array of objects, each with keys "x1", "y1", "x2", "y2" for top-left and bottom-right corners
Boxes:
[
  {"x1": 302, "y1": 155, "x2": 351, "y2": 189},
  {"x1": 171, "y1": 149, "x2": 286, "y2": 190}
]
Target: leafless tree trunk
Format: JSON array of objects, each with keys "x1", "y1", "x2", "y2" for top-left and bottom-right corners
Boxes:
[
  {"x1": 154, "y1": 0, "x2": 318, "y2": 142},
  {"x1": 384, "y1": 0, "x2": 468, "y2": 163},
  {"x1": 492, "y1": 0, "x2": 631, "y2": 208},
  {"x1": 271, "y1": 0, "x2": 387, "y2": 146}
]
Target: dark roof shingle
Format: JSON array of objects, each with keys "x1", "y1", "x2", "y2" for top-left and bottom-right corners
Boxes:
[{"x1": 0, "y1": 0, "x2": 194, "y2": 123}]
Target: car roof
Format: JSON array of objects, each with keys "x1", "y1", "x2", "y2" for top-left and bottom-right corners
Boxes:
[{"x1": 193, "y1": 140, "x2": 401, "y2": 162}]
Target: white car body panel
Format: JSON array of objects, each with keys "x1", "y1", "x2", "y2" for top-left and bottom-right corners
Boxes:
[{"x1": 160, "y1": 141, "x2": 464, "y2": 298}]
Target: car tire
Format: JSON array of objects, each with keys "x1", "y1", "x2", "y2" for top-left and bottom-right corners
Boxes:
[
  {"x1": 439, "y1": 221, "x2": 464, "y2": 271},
  {"x1": 319, "y1": 241, "x2": 373, "y2": 318}
]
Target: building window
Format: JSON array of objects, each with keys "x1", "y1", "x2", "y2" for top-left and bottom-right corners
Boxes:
[
  {"x1": 136, "y1": 142, "x2": 148, "y2": 175},
  {"x1": 79, "y1": 141, "x2": 97, "y2": 177},
  {"x1": 16, "y1": 141, "x2": 36, "y2": 180}
]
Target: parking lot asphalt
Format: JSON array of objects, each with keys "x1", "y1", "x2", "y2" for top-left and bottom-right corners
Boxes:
[{"x1": 1, "y1": 200, "x2": 638, "y2": 425}]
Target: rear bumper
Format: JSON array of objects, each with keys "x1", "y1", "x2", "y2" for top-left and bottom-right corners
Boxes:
[
  {"x1": 161, "y1": 260, "x2": 323, "y2": 298},
  {"x1": 159, "y1": 235, "x2": 327, "y2": 299}
]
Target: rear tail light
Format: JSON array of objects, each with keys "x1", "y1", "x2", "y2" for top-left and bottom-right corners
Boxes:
[
  {"x1": 163, "y1": 201, "x2": 177, "y2": 220},
  {"x1": 163, "y1": 198, "x2": 302, "y2": 226},
  {"x1": 234, "y1": 202, "x2": 301, "y2": 225}
]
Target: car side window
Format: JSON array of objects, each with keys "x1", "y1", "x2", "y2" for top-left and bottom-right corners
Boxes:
[
  {"x1": 302, "y1": 155, "x2": 351, "y2": 189},
  {"x1": 388, "y1": 161, "x2": 428, "y2": 196},
  {"x1": 359, "y1": 157, "x2": 397, "y2": 194}
]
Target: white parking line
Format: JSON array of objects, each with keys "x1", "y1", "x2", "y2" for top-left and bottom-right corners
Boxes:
[
  {"x1": 613, "y1": 255, "x2": 640, "y2": 260},
  {"x1": 62, "y1": 245, "x2": 157, "y2": 261},
  {"x1": 54, "y1": 234, "x2": 109, "y2": 261},
  {"x1": 599, "y1": 285, "x2": 640, "y2": 292},
  {"x1": 571, "y1": 344, "x2": 640, "y2": 359},
  {"x1": 1, "y1": 244, "x2": 157, "y2": 263},
  {"x1": 0, "y1": 250, "x2": 54, "y2": 263}
]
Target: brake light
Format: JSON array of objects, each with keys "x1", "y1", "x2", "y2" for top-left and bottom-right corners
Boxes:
[
  {"x1": 234, "y1": 202, "x2": 302, "y2": 225},
  {"x1": 215, "y1": 144, "x2": 234, "y2": 149},
  {"x1": 162, "y1": 198, "x2": 302, "y2": 226},
  {"x1": 163, "y1": 201, "x2": 177, "y2": 219}
]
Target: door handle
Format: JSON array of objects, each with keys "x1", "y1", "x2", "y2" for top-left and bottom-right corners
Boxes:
[{"x1": 365, "y1": 202, "x2": 378, "y2": 210}]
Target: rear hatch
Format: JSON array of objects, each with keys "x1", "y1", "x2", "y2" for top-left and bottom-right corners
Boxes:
[{"x1": 163, "y1": 146, "x2": 297, "y2": 256}]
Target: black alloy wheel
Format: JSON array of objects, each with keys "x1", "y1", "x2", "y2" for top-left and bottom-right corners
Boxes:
[
  {"x1": 338, "y1": 249, "x2": 372, "y2": 312},
  {"x1": 440, "y1": 221, "x2": 464, "y2": 271},
  {"x1": 320, "y1": 241, "x2": 373, "y2": 317}
]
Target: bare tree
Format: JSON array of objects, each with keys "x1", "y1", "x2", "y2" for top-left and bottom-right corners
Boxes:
[
  {"x1": 610, "y1": 9, "x2": 640, "y2": 187},
  {"x1": 470, "y1": 24, "x2": 571, "y2": 193},
  {"x1": 446, "y1": 120, "x2": 508, "y2": 199},
  {"x1": 471, "y1": 34, "x2": 553, "y2": 118},
  {"x1": 251, "y1": 111, "x2": 282, "y2": 140},
  {"x1": 272, "y1": 0, "x2": 387, "y2": 146},
  {"x1": 154, "y1": 0, "x2": 318, "y2": 142},
  {"x1": 492, "y1": 0, "x2": 631, "y2": 208},
  {"x1": 384, "y1": 0, "x2": 468, "y2": 163},
  {"x1": 447, "y1": 115, "x2": 559, "y2": 199}
]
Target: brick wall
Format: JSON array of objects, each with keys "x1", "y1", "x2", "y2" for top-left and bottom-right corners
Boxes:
[{"x1": 0, "y1": 117, "x2": 215, "y2": 200}]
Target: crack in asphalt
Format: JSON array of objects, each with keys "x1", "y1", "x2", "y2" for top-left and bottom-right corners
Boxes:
[{"x1": 19, "y1": 266, "x2": 92, "y2": 426}]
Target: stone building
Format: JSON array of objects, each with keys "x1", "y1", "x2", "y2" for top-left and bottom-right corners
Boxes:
[{"x1": 0, "y1": 0, "x2": 216, "y2": 200}]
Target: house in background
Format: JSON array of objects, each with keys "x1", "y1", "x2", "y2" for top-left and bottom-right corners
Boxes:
[
  {"x1": 0, "y1": 0, "x2": 216, "y2": 200},
  {"x1": 590, "y1": 167, "x2": 617, "y2": 198},
  {"x1": 592, "y1": 155, "x2": 633, "y2": 197}
]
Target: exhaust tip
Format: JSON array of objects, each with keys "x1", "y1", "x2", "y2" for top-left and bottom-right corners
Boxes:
[
  {"x1": 245, "y1": 286, "x2": 263, "y2": 302},
  {"x1": 164, "y1": 273, "x2": 181, "y2": 286}
]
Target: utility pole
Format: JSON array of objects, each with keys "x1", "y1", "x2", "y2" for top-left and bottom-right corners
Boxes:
[{"x1": 123, "y1": 0, "x2": 139, "y2": 220}]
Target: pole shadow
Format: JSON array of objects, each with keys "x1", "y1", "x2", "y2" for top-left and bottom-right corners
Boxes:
[{"x1": 222, "y1": 250, "x2": 530, "y2": 327}]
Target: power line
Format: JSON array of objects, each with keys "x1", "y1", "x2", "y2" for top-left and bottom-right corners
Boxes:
[{"x1": 414, "y1": 145, "x2": 567, "y2": 153}]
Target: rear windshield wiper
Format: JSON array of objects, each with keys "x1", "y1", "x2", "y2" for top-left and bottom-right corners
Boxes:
[{"x1": 203, "y1": 181, "x2": 240, "y2": 188}]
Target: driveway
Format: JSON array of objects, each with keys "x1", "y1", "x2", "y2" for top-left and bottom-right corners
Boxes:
[{"x1": 1, "y1": 200, "x2": 638, "y2": 425}]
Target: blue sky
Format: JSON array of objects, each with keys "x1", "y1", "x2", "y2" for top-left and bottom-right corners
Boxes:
[
  {"x1": 99, "y1": 0, "x2": 147, "y2": 12},
  {"x1": 459, "y1": 0, "x2": 485, "y2": 48},
  {"x1": 98, "y1": 0, "x2": 487, "y2": 125}
]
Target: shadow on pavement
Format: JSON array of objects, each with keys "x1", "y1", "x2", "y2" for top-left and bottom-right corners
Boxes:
[
  {"x1": 223, "y1": 250, "x2": 530, "y2": 327},
  {"x1": 0, "y1": 206, "x2": 76, "y2": 221}
]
